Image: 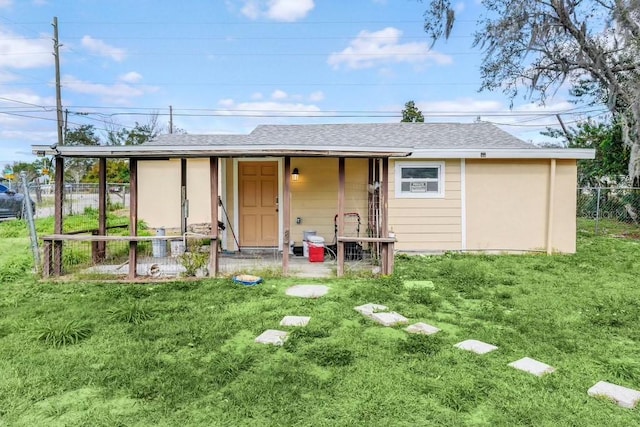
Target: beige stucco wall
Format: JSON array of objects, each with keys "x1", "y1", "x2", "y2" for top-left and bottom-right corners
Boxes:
[
  {"x1": 186, "y1": 158, "x2": 212, "y2": 225},
  {"x1": 465, "y1": 159, "x2": 577, "y2": 253},
  {"x1": 138, "y1": 159, "x2": 181, "y2": 229},
  {"x1": 138, "y1": 158, "x2": 217, "y2": 231},
  {"x1": 388, "y1": 159, "x2": 462, "y2": 252},
  {"x1": 138, "y1": 156, "x2": 578, "y2": 254}
]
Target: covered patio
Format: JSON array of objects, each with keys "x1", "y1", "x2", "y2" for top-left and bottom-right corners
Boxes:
[{"x1": 33, "y1": 143, "x2": 408, "y2": 279}]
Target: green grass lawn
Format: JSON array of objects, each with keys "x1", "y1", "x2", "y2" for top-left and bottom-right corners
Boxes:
[{"x1": 1, "y1": 219, "x2": 639, "y2": 425}]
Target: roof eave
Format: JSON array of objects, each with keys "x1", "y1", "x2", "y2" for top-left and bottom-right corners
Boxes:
[
  {"x1": 404, "y1": 148, "x2": 596, "y2": 160},
  {"x1": 31, "y1": 145, "x2": 412, "y2": 159}
]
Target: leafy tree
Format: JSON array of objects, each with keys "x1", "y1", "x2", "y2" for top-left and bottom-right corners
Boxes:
[
  {"x1": 401, "y1": 100, "x2": 425, "y2": 123},
  {"x1": 64, "y1": 124, "x2": 100, "y2": 183},
  {"x1": 422, "y1": 0, "x2": 640, "y2": 184},
  {"x1": 9, "y1": 161, "x2": 39, "y2": 182},
  {"x1": 544, "y1": 122, "x2": 629, "y2": 186},
  {"x1": 106, "y1": 114, "x2": 163, "y2": 146},
  {"x1": 83, "y1": 160, "x2": 130, "y2": 183}
]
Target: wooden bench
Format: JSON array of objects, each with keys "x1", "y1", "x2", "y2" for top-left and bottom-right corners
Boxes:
[
  {"x1": 336, "y1": 236, "x2": 396, "y2": 275},
  {"x1": 41, "y1": 234, "x2": 218, "y2": 279}
]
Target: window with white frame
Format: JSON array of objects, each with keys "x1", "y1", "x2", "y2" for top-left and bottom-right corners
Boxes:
[{"x1": 395, "y1": 162, "x2": 445, "y2": 198}]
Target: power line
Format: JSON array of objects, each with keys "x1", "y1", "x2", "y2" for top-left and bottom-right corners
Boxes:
[{"x1": 0, "y1": 96, "x2": 52, "y2": 109}]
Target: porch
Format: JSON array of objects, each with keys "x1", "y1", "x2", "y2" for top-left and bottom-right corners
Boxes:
[
  {"x1": 41, "y1": 233, "x2": 382, "y2": 279},
  {"x1": 34, "y1": 142, "x2": 408, "y2": 280}
]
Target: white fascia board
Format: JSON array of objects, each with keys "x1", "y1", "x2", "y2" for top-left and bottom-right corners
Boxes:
[
  {"x1": 32, "y1": 144, "x2": 411, "y2": 157},
  {"x1": 404, "y1": 148, "x2": 595, "y2": 160}
]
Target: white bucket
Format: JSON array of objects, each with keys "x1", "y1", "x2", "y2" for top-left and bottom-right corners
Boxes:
[{"x1": 152, "y1": 228, "x2": 167, "y2": 258}]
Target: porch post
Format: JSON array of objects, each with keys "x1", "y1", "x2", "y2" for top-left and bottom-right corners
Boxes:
[
  {"x1": 97, "y1": 157, "x2": 107, "y2": 262},
  {"x1": 283, "y1": 157, "x2": 291, "y2": 275},
  {"x1": 209, "y1": 157, "x2": 219, "y2": 277},
  {"x1": 181, "y1": 158, "x2": 187, "y2": 235},
  {"x1": 53, "y1": 156, "x2": 64, "y2": 276},
  {"x1": 546, "y1": 158, "x2": 557, "y2": 255},
  {"x1": 337, "y1": 157, "x2": 346, "y2": 277},
  {"x1": 128, "y1": 158, "x2": 138, "y2": 279},
  {"x1": 380, "y1": 157, "x2": 390, "y2": 274}
]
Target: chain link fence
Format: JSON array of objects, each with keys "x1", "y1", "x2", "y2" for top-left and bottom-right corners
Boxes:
[
  {"x1": 28, "y1": 183, "x2": 130, "y2": 218},
  {"x1": 577, "y1": 187, "x2": 640, "y2": 234}
]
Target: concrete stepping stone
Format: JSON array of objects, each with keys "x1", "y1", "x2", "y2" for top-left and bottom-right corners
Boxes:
[
  {"x1": 588, "y1": 381, "x2": 640, "y2": 408},
  {"x1": 370, "y1": 311, "x2": 409, "y2": 327},
  {"x1": 255, "y1": 329, "x2": 289, "y2": 346},
  {"x1": 508, "y1": 357, "x2": 555, "y2": 377},
  {"x1": 285, "y1": 284, "x2": 329, "y2": 298},
  {"x1": 406, "y1": 322, "x2": 440, "y2": 335},
  {"x1": 354, "y1": 303, "x2": 388, "y2": 317},
  {"x1": 454, "y1": 339, "x2": 498, "y2": 355},
  {"x1": 279, "y1": 315, "x2": 311, "y2": 327}
]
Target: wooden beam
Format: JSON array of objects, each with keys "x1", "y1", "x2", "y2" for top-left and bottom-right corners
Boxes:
[
  {"x1": 337, "y1": 157, "x2": 345, "y2": 277},
  {"x1": 128, "y1": 159, "x2": 138, "y2": 279},
  {"x1": 97, "y1": 157, "x2": 107, "y2": 262},
  {"x1": 209, "y1": 157, "x2": 219, "y2": 277},
  {"x1": 380, "y1": 157, "x2": 390, "y2": 275},
  {"x1": 43, "y1": 240, "x2": 52, "y2": 278},
  {"x1": 53, "y1": 156, "x2": 64, "y2": 276},
  {"x1": 283, "y1": 157, "x2": 291, "y2": 275}
]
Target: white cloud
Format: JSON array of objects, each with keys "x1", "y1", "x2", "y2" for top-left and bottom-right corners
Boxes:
[
  {"x1": 217, "y1": 97, "x2": 321, "y2": 116},
  {"x1": 266, "y1": 0, "x2": 314, "y2": 21},
  {"x1": 119, "y1": 71, "x2": 143, "y2": 83},
  {"x1": 328, "y1": 27, "x2": 452, "y2": 70},
  {"x1": 455, "y1": 2, "x2": 465, "y2": 12},
  {"x1": 81, "y1": 36, "x2": 126, "y2": 61},
  {"x1": 271, "y1": 89, "x2": 288, "y2": 100},
  {"x1": 238, "y1": 0, "x2": 314, "y2": 22},
  {"x1": 251, "y1": 92, "x2": 264, "y2": 100},
  {"x1": 0, "y1": 0, "x2": 12, "y2": 7},
  {"x1": 62, "y1": 75, "x2": 158, "y2": 105},
  {"x1": 309, "y1": 91, "x2": 324, "y2": 102},
  {"x1": 0, "y1": 91, "x2": 55, "y2": 108},
  {"x1": 0, "y1": 29, "x2": 51, "y2": 69}
]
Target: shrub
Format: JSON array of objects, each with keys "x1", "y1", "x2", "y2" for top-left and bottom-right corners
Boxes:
[
  {"x1": 108, "y1": 302, "x2": 154, "y2": 324},
  {"x1": 37, "y1": 320, "x2": 92, "y2": 347},
  {"x1": 178, "y1": 245, "x2": 209, "y2": 277}
]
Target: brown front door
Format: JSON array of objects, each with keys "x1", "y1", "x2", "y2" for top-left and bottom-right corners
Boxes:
[{"x1": 239, "y1": 161, "x2": 279, "y2": 247}]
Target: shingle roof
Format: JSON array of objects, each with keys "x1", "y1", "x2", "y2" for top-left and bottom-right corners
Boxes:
[
  {"x1": 146, "y1": 122, "x2": 538, "y2": 150},
  {"x1": 147, "y1": 134, "x2": 246, "y2": 146}
]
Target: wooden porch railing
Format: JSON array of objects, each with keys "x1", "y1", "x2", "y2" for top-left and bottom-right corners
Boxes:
[
  {"x1": 41, "y1": 234, "x2": 218, "y2": 279},
  {"x1": 336, "y1": 236, "x2": 396, "y2": 276}
]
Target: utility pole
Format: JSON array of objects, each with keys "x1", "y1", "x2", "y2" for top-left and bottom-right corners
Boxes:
[
  {"x1": 169, "y1": 105, "x2": 173, "y2": 134},
  {"x1": 54, "y1": 17, "x2": 64, "y2": 148},
  {"x1": 52, "y1": 16, "x2": 65, "y2": 275},
  {"x1": 556, "y1": 114, "x2": 572, "y2": 144}
]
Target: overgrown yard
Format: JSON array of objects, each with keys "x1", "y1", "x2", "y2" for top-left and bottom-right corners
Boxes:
[{"x1": 1, "y1": 219, "x2": 639, "y2": 426}]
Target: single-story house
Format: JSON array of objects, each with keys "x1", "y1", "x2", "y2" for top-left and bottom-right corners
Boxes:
[
  {"x1": 32, "y1": 122, "x2": 594, "y2": 278},
  {"x1": 137, "y1": 122, "x2": 593, "y2": 254}
]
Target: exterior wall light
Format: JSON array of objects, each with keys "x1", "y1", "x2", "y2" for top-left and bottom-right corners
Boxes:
[{"x1": 292, "y1": 168, "x2": 300, "y2": 181}]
